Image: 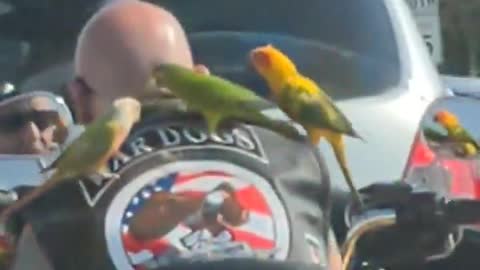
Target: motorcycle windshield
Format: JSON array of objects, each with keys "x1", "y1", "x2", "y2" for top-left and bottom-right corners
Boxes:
[
  {"x1": 155, "y1": 0, "x2": 401, "y2": 100},
  {"x1": 0, "y1": 0, "x2": 400, "y2": 101}
]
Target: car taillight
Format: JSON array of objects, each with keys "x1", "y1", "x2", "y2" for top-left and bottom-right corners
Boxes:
[
  {"x1": 402, "y1": 132, "x2": 436, "y2": 177},
  {"x1": 403, "y1": 131, "x2": 480, "y2": 232}
]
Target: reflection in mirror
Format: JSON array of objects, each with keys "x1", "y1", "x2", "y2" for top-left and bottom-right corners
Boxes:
[
  {"x1": 0, "y1": 91, "x2": 74, "y2": 155},
  {"x1": 421, "y1": 96, "x2": 480, "y2": 160},
  {"x1": 403, "y1": 96, "x2": 480, "y2": 200},
  {"x1": 0, "y1": 125, "x2": 84, "y2": 192},
  {"x1": 0, "y1": 155, "x2": 45, "y2": 191}
]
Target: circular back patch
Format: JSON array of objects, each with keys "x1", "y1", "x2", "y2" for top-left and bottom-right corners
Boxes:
[{"x1": 105, "y1": 161, "x2": 290, "y2": 270}]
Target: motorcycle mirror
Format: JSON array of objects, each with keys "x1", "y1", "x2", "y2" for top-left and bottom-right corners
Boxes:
[
  {"x1": 404, "y1": 95, "x2": 480, "y2": 201},
  {"x1": 0, "y1": 154, "x2": 46, "y2": 191}
]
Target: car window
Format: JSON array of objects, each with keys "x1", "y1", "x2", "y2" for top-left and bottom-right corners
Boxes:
[
  {"x1": 0, "y1": 0, "x2": 401, "y2": 100},
  {"x1": 152, "y1": 0, "x2": 402, "y2": 99}
]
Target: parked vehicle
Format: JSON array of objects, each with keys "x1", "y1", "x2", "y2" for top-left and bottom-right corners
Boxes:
[
  {"x1": 0, "y1": 0, "x2": 450, "y2": 241},
  {"x1": 350, "y1": 94, "x2": 480, "y2": 270},
  {"x1": 441, "y1": 74, "x2": 480, "y2": 97},
  {"x1": 1, "y1": 0, "x2": 479, "y2": 270}
]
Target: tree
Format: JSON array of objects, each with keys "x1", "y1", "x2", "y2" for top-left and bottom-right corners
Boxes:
[{"x1": 439, "y1": 0, "x2": 480, "y2": 76}]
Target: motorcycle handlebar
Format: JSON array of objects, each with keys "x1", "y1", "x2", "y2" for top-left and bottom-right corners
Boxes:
[
  {"x1": 444, "y1": 199, "x2": 480, "y2": 225},
  {"x1": 342, "y1": 188, "x2": 480, "y2": 269}
]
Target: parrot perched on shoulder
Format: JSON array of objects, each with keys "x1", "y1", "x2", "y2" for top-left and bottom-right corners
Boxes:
[
  {"x1": 433, "y1": 110, "x2": 479, "y2": 157},
  {"x1": 250, "y1": 44, "x2": 364, "y2": 207},
  {"x1": 146, "y1": 63, "x2": 304, "y2": 141},
  {"x1": 0, "y1": 97, "x2": 142, "y2": 222}
]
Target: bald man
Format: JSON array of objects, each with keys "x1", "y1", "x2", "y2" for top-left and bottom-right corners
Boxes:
[
  {"x1": 9, "y1": 1, "x2": 337, "y2": 270},
  {"x1": 10, "y1": 1, "x2": 205, "y2": 269},
  {"x1": 67, "y1": 0, "x2": 208, "y2": 124}
]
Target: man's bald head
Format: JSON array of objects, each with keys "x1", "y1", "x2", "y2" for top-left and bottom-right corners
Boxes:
[{"x1": 71, "y1": 0, "x2": 196, "y2": 122}]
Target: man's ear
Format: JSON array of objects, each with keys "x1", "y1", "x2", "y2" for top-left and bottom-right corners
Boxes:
[
  {"x1": 65, "y1": 77, "x2": 94, "y2": 124},
  {"x1": 193, "y1": 64, "x2": 210, "y2": 75}
]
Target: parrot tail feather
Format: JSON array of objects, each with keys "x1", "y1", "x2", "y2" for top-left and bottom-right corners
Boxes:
[
  {"x1": 0, "y1": 174, "x2": 63, "y2": 223},
  {"x1": 348, "y1": 128, "x2": 366, "y2": 143},
  {"x1": 327, "y1": 135, "x2": 364, "y2": 209},
  {"x1": 242, "y1": 115, "x2": 306, "y2": 142},
  {"x1": 237, "y1": 99, "x2": 276, "y2": 112}
]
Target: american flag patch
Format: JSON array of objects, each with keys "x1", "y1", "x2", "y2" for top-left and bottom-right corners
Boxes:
[{"x1": 113, "y1": 166, "x2": 289, "y2": 270}]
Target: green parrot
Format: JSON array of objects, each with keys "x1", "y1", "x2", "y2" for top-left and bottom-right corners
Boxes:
[
  {"x1": 423, "y1": 126, "x2": 448, "y2": 143},
  {"x1": 147, "y1": 63, "x2": 304, "y2": 141},
  {"x1": 434, "y1": 109, "x2": 480, "y2": 157},
  {"x1": 0, "y1": 97, "x2": 142, "y2": 222},
  {"x1": 250, "y1": 44, "x2": 365, "y2": 208}
]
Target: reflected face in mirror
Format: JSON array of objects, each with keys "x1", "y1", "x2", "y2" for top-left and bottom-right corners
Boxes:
[
  {"x1": 422, "y1": 97, "x2": 480, "y2": 159},
  {"x1": 0, "y1": 94, "x2": 70, "y2": 155}
]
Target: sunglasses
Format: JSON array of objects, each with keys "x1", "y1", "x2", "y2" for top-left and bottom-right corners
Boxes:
[{"x1": 0, "y1": 110, "x2": 62, "y2": 133}]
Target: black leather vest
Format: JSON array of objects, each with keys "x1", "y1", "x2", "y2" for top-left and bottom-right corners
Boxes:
[{"x1": 22, "y1": 112, "x2": 331, "y2": 270}]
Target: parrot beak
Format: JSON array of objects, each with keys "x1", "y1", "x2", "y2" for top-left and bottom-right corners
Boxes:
[
  {"x1": 250, "y1": 48, "x2": 271, "y2": 71},
  {"x1": 433, "y1": 114, "x2": 439, "y2": 123}
]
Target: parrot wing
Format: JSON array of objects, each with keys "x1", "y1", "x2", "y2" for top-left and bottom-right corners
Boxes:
[
  {"x1": 42, "y1": 120, "x2": 118, "y2": 173},
  {"x1": 234, "y1": 97, "x2": 277, "y2": 112},
  {"x1": 201, "y1": 76, "x2": 274, "y2": 110},
  {"x1": 189, "y1": 74, "x2": 277, "y2": 113},
  {"x1": 454, "y1": 127, "x2": 480, "y2": 150},
  {"x1": 282, "y1": 83, "x2": 354, "y2": 135},
  {"x1": 423, "y1": 127, "x2": 448, "y2": 143}
]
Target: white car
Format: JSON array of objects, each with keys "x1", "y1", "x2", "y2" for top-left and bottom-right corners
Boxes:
[{"x1": 0, "y1": 0, "x2": 450, "y2": 241}]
